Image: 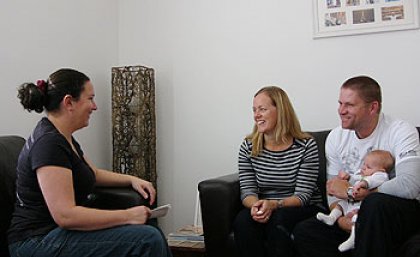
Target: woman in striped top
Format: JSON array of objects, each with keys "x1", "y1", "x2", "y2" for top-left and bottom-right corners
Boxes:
[{"x1": 233, "y1": 86, "x2": 323, "y2": 257}]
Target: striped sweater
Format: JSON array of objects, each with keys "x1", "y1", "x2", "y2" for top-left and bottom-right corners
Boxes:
[{"x1": 238, "y1": 137, "x2": 322, "y2": 206}]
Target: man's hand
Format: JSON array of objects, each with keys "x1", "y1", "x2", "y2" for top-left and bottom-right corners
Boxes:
[
  {"x1": 338, "y1": 208, "x2": 357, "y2": 233},
  {"x1": 327, "y1": 177, "x2": 351, "y2": 199},
  {"x1": 353, "y1": 187, "x2": 371, "y2": 201},
  {"x1": 337, "y1": 216, "x2": 352, "y2": 233},
  {"x1": 338, "y1": 170, "x2": 350, "y2": 180},
  {"x1": 352, "y1": 180, "x2": 368, "y2": 194}
]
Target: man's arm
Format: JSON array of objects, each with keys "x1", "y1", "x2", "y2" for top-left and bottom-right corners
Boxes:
[
  {"x1": 379, "y1": 156, "x2": 420, "y2": 199},
  {"x1": 389, "y1": 122, "x2": 419, "y2": 164},
  {"x1": 325, "y1": 129, "x2": 349, "y2": 205},
  {"x1": 325, "y1": 129, "x2": 343, "y2": 180},
  {"x1": 380, "y1": 122, "x2": 420, "y2": 199}
]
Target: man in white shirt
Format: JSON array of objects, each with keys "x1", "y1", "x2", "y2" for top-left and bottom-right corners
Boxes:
[{"x1": 293, "y1": 76, "x2": 420, "y2": 257}]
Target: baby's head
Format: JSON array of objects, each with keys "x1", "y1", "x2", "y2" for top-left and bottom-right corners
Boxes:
[{"x1": 361, "y1": 150, "x2": 394, "y2": 176}]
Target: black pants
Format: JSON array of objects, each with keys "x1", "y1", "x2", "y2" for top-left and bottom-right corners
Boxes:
[
  {"x1": 233, "y1": 205, "x2": 322, "y2": 257},
  {"x1": 399, "y1": 233, "x2": 420, "y2": 257},
  {"x1": 293, "y1": 193, "x2": 420, "y2": 257}
]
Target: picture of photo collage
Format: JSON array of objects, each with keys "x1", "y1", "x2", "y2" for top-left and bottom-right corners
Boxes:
[{"x1": 324, "y1": 0, "x2": 404, "y2": 27}]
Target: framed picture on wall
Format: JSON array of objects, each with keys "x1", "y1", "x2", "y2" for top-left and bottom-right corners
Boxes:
[{"x1": 313, "y1": 0, "x2": 420, "y2": 38}]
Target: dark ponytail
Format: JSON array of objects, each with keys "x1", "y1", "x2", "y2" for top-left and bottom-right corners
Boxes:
[
  {"x1": 17, "y1": 68, "x2": 90, "y2": 113},
  {"x1": 17, "y1": 82, "x2": 46, "y2": 113}
]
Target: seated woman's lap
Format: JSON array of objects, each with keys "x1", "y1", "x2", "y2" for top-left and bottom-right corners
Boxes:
[
  {"x1": 233, "y1": 205, "x2": 322, "y2": 257},
  {"x1": 10, "y1": 224, "x2": 170, "y2": 257}
]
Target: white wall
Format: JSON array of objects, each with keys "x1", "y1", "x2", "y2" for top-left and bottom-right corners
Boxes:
[
  {"x1": 1, "y1": 0, "x2": 419, "y2": 237},
  {"x1": 118, "y1": 0, "x2": 420, "y2": 234},
  {"x1": 0, "y1": 0, "x2": 118, "y2": 167}
]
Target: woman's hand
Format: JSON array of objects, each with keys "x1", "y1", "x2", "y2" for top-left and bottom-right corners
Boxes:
[
  {"x1": 131, "y1": 177, "x2": 156, "y2": 205},
  {"x1": 126, "y1": 205, "x2": 152, "y2": 225},
  {"x1": 251, "y1": 199, "x2": 275, "y2": 223}
]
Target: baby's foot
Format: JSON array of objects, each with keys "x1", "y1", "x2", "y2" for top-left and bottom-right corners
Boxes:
[
  {"x1": 316, "y1": 213, "x2": 335, "y2": 226},
  {"x1": 338, "y1": 239, "x2": 355, "y2": 252}
]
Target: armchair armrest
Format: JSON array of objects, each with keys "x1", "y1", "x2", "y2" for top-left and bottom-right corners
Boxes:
[
  {"x1": 86, "y1": 186, "x2": 150, "y2": 210},
  {"x1": 198, "y1": 173, "x2": 243, "y2": 257},
  {"x1": 84, "y1": 186, "x2": 159, "y2": 227}
]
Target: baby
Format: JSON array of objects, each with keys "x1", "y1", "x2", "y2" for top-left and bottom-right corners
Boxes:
[{"x1": 317, "y1": 149, "x2": 394, "y2": 252}]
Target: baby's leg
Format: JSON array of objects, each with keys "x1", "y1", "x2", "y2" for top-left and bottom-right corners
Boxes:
[
  {"x1": 338, "y1": 225, "x2": 356, "y2": 252},
  {"x1": 316, "y1": 207, "x2": 343, "y2": 226}
]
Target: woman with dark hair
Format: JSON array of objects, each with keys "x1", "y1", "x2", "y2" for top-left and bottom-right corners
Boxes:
[
  {"x1": 233, "y1": 86, "x2": 323, "y2": 257},
  {"x1": 8, "y1": 68, "x2": 171, "y2": 257}
]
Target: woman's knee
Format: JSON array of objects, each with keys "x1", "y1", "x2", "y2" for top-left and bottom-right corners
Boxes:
[
  {"x1": 233, "y1": 209, "x2": 253, "y2": 231},
  {"x1": 132, "y1": 225, "x2": 165, "y2": 243},
  {"x1": 129, "y1": 225, "x2": 169, "y2": 257},
  {"x1": 291, "y1": 218, "x2": 308, "y2": 241}
]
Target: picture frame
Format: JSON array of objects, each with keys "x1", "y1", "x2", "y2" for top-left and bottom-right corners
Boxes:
[{"x1": 313, "y1": 0, "x2": 420, "y2": 38}]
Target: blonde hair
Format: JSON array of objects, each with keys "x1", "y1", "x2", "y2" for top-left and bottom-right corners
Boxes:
[
  {"x1": 246, "y1": 86, "x2": 311, "y2": 156},
  {"x1": 367, "y1": 150, "x2": 395, "y2": 172}
]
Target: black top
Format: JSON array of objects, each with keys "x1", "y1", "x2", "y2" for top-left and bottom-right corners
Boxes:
[{"x1": 8, "y1": 118, "x2": 96, "y2": 244}]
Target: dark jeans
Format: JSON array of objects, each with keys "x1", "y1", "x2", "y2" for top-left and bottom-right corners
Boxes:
[
  {"x1": 9, "y1": 224, "x2": 172, "y2": 257},
  {"x1": 293, "y1": 193, "x2": 420, "y2": 257},
  {"x1": 233, "y1": 205, "x2": 322, "y2": 257}
]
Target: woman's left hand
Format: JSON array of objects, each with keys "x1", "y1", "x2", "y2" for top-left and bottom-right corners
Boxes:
[
  {"x1": 252, "y1": 200, "x2": 274, "y2": 223},
  {"x1": 131, "y1": 177, "x2": 156, "y2": 205}
]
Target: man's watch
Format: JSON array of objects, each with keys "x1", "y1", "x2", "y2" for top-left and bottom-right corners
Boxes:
[
  {"x1": 277, "y1": 199, "x2": 284, "y2": 208},
  {"x1": 347, "y1": 187, "x2": 354, "y2": 201}
]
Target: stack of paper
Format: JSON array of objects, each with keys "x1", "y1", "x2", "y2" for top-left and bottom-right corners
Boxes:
[{"x1": 150, "y1": 204, "x2": 171, "y2": 219}]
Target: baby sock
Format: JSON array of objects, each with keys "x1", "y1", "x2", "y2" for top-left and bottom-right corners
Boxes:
[
  {"x1": 338, "y1": 225, "x2": 356, "y2": 252},
  {"x1": 316, "y1": 208, "x2": 342, "y2": 226}
]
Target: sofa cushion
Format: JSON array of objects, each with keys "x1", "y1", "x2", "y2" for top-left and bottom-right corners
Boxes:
[
  {"x1": 308, "y1": 130, "x2": 331, "y2": 208},
  {"x1": 0, "y1": 136, "x2": 25, "y2": 256}
]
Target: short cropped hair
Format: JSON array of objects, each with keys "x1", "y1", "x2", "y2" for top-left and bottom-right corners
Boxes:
[{"x1": 341, "y1": 76, "x2": 382, "y2": 113}]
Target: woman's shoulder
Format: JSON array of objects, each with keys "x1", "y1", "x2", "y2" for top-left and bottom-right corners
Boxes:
[
  {"x1": 31, "y1": 133, "x2": 68, "y2": 155},
  {"x1": 30, "y1": 121, "x2": 69, "y2": 152},
  {"x1": 295, "y1": 137, "x2": 317, "y2": 147},
  {"x1": 240, "y1": 138, "x2": 253, "y2": 149},
  {"x1": 33, "y1": 118, "x2": 61, "y2": 138}
]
